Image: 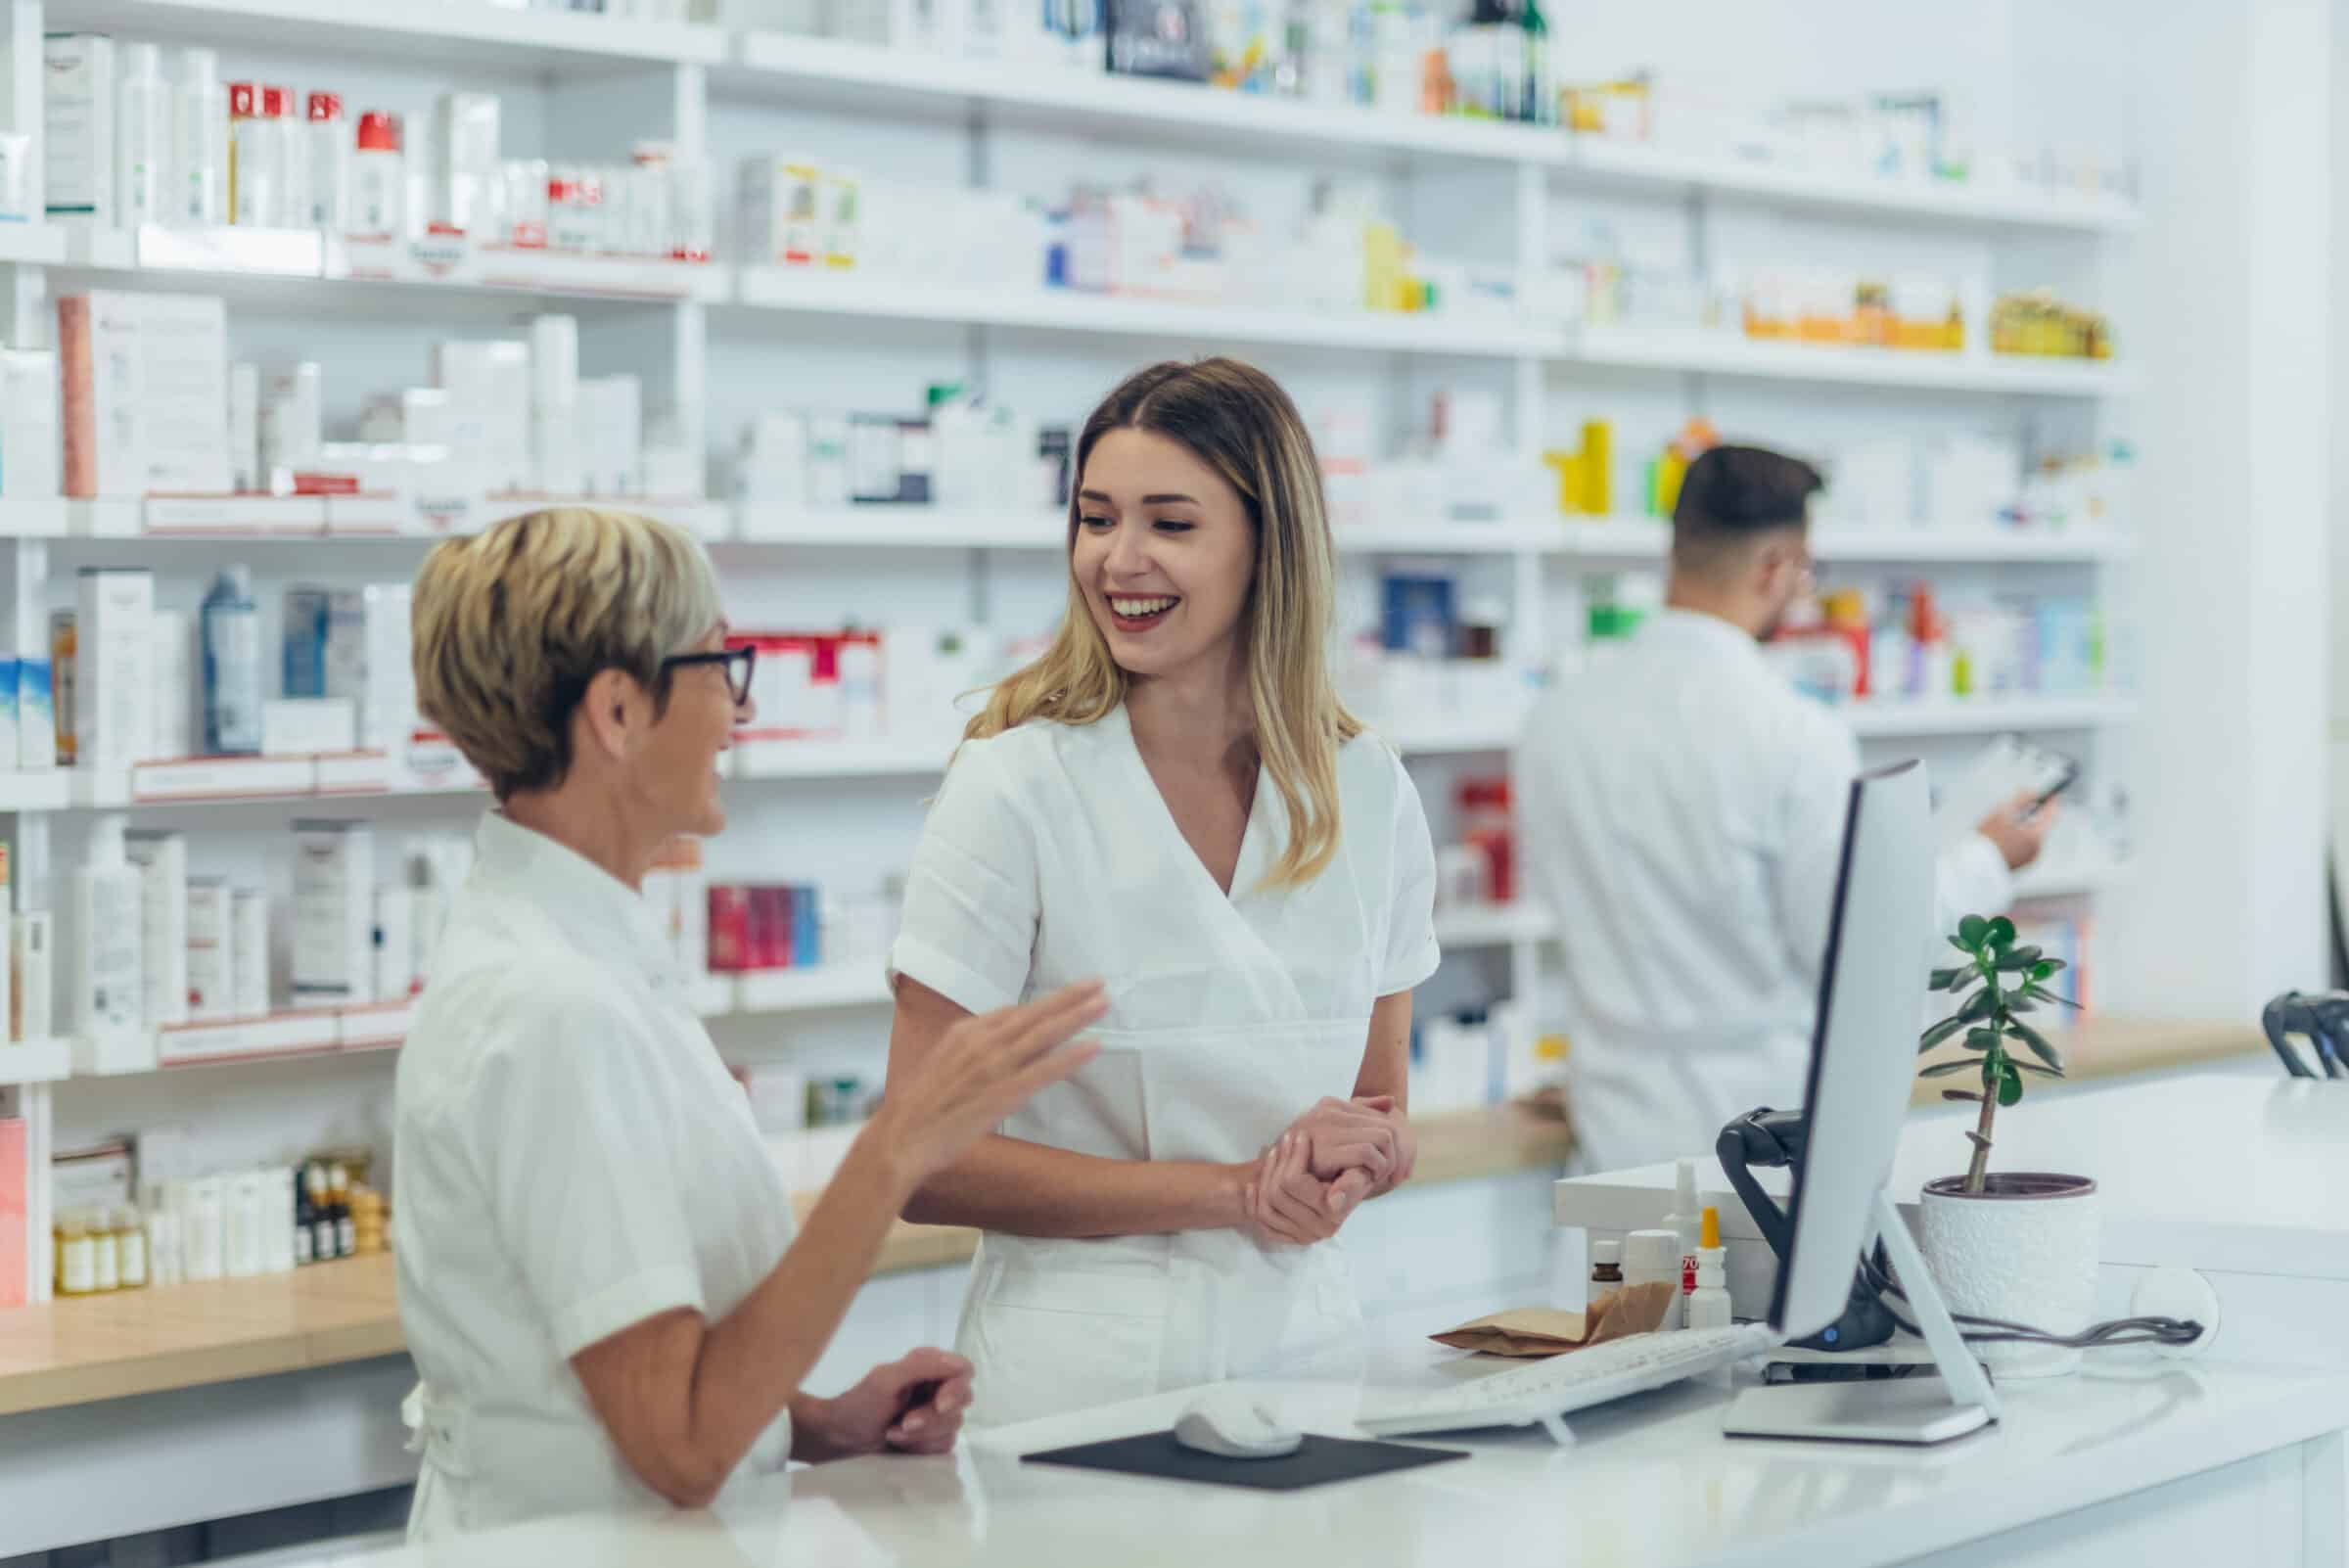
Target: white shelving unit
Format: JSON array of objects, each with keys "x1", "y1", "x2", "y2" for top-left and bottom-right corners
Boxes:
[
  {"x1": 0, "y1": 2, "x2": 2140, "y2": 1317},
  {"x1": 1844, "y1": 699, "x2": 2137, "y2": 739}
]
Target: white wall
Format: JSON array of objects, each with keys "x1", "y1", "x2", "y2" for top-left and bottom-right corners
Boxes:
[{"x1": 2100, "y1": 0, "x2": 2332, "y2": 1018}]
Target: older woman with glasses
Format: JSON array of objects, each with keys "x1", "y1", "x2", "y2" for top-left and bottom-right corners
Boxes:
[{"x1": 392, "y1": 506, "x2": 1104, "y2": 1541}]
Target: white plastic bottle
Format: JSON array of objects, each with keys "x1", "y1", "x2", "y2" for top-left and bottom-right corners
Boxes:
[
  {"x1": 1662, "y1": 1158, "x2": 1703, "y2": 1332},
  {"x1": 352, "y1": 112, "x2": 404, "y2": 240},
  {"x1": 76, "y1": 813, "x2": 145, "y2": 1038},
  {"x1": 173, "y1": 47, "x2": 229, "y2": 226},
  {"x1": 116, "y1": 43, "x2": 170, "y2": 228},
  {"x1": 1687, "y1": 1207, "x2": 1732, "y2": 1331},
  {"x1": 1623, "y1": 1228, "x2": 1683, "y2": 1332}
]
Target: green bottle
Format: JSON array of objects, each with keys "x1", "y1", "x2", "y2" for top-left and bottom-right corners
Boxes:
[{"x1": 1520, "y1": 0, "x2": 1553, "y2": 126}]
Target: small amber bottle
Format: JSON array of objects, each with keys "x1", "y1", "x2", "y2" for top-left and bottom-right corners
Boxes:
[{"x1": 1589, "y1": 1237, "x2": 1625, "y2": 1288}]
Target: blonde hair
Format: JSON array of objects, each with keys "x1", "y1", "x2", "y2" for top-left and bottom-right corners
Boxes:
[
  {"x1": 412, "y1": 506, "x2": 722, "y2": 801},
  {"x1": 967, "y1": 358, "x2": 1361, "y2": 887}
]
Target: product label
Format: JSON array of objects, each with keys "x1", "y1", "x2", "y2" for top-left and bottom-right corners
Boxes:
[
  {"x1": 119, "y1": 1229, "x2": 147, "y2": 1288},
  {"x1": 60, "y1": 1235, "x2": 95, "y2": 1294}
]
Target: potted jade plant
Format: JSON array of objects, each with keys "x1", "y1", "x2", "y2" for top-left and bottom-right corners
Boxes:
[{"x1": 1911, "y1": 914, "x2": 2101, "y2": 1378}]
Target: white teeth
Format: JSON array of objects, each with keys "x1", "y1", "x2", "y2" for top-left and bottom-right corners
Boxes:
[{"x1": 1110, "y1": 595, "x2": 1176, "y2": 617}]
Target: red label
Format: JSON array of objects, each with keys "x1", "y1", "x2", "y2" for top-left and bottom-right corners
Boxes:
[{"x1": 230, "y1": 82, "x2": 259, "y2": 119}]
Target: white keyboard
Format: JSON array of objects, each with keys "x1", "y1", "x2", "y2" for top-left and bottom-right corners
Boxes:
[{"x1": 1359, "y1": 1325, "x2": 1774, "y2": 1438}]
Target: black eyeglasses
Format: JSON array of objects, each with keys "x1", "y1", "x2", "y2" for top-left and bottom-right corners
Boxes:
[{"x1": 662, "y1": 644, "x2": 757, "y2": 706}]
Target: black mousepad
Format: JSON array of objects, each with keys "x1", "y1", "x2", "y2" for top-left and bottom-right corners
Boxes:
[{"x1": 1023, "y1": 1430, "x2": 1468, "y2": 1492}]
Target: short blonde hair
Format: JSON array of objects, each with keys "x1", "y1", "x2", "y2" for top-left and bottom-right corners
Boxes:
[{"x1": 412, "y1": 507, "x2": 722, "y2": 801}]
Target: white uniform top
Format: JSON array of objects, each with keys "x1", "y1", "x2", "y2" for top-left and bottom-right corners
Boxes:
[
  {"x1": 1518, "y1": 609, "x2": 2013, "y2": 1175},
  {"x1": 890, "y1": 703, "x2": 1440, "y2": 1428},
  {"x1": 392, "y1": 812, "x2": 796, "y2": 1542}
]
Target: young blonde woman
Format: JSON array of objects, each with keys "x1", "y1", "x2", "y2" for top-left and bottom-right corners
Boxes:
[{"x1": 886, "y1": 358, "x2": 1440, "y2": 1427}]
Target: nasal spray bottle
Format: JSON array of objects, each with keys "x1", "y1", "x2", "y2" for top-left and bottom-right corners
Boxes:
[
  {"x1": 1687, "y1": 1207, "x2": 1732, "y2": 1331},
  {"x1": 1662, "y1": 1159, "x2": 1703, "y2": 1331}
]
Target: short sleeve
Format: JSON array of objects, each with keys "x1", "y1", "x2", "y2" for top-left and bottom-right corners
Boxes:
[
  {"x1": 465, "y1": 986, "x2": 705, "y2": 1360},
  {"x1": 889, "y1": 735, "x2": 1042, "y2": 1016},
  {"x1": 1381, "y1": 754, "x2": 1442, "y2": 995}
]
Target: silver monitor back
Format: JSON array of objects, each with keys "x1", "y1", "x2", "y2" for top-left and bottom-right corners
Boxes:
[{"x1": 1772, "y1": 760, "x2": 1936, "y2": 1342}]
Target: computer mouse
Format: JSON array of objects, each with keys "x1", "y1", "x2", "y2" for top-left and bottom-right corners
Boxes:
[{"x1": 1173, "y1": 1391, "x2": 1304, "y2": 1459}]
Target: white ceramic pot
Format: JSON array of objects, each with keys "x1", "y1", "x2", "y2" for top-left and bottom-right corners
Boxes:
[{"x1": 1914, "y1": 1173, "x2": 2100, "y2": 1379}]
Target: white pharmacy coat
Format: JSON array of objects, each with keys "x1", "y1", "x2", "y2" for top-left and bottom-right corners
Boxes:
[
  {"x1": 891, "y1": 704, "x2": 1441, "y2": 1429},
  {"x1": 392, "y1": 813, "x2": 798, "y2": 1542},
  {"x1": 1517, "y1": 609, "x2": 2013, "y2": 1175}
]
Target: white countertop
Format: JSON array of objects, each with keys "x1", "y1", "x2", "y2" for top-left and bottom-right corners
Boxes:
[
  {"x1": 1559, "y1": 1072, "x2": 2349, "y2": 1281},
  {"x1": 332, "y1": 1345, "x2": 2349, "y2": 1568}
]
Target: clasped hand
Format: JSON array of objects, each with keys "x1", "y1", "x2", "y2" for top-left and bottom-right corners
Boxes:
[{"x1": 1240, "y1": 1095, "x2": 1415, "y2": 1248}]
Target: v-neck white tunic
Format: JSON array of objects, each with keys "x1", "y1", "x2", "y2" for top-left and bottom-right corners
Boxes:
[{"x1": 890, "y1": 705, "x2": 1440, "y2": 1426}]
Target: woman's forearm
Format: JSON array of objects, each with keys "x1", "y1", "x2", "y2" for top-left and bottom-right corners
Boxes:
[
  {"x1": 903, "y1": 1132, "x2": 1248, "y2": 1236},
  {"x1": 685, "y1": 1132, "x2": 912, "y2": 1485}
]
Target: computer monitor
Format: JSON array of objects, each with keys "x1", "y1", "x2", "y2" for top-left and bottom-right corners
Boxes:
[{"x1": 1731, "y1": 759, "x2": 2002, "y2": 1443}]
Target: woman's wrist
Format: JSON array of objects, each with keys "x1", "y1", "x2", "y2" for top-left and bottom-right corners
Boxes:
[
  {"x1": 1210, "y1": 1159, "x2": 1256, "y2": 1230},
  {"x1": 788, "y1": 1392, "x2": 847, "y2": 1463}
]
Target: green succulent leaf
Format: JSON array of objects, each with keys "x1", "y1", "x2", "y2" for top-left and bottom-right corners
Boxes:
[
  {"x1": 1941, "y1": 1090, "x2": 1983, "y2": 1103},
  {"x1": 1965, "y1": 1028, "x2": 2003, "y2": 1051},
  {"x1": 2010, "y1": 1019, "x2": 2064, "y2": 1071},
  {"x1": 1958, "y1": 915, "x2": 1991, "y2": 948},
  {"x1": 1928, "y1": 967, "x2": 1965, "y2": 992},
  {"x1": 1997, "y1": 1060, "x2": 2024, "y2": 1107},
  {"x1": 2013, "y1": 1061, "x2": 2065, "y2": 1078},
  {"x1": 2031, "y1": 959, "x2": 2066, "y2": 980},
  {"x1": 1995, "y1": 945, "x2": 2045, "y2": 972},
  {"x1": 1959, "y1": 988, "x2": 2000, "y2": 1023},
  {"x1": 1918, "y1": 1059, "x2": 1977, "y2": 1078},
  {"x1": 1987, "y1": 916, "x2": 2017, "y2": 949},
  {"x1": 1918, "y1": 1015, "x2": 1969, "y2": 1052}
]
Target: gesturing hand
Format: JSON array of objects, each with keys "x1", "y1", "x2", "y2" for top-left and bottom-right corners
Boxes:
[{"x1": 872, "y1": 982, "x2": 1107, "y2": 1186}]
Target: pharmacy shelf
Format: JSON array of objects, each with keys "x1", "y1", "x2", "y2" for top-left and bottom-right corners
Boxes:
[
  {"x1": 1844, "y1": 698, "x2": 2137, "y2": 738},
  {"x1": 1433, "y1": 902, "x2": 1557, "y2": 948},
  {"x1": 734, "y1": 267, "x2": 1545, "y2": 358},
  {"x1": 0, "y1": 226, "x2": 69, "y2": 266},
  {"x1": 1809, "y1": 527, "x2": 2135, "y2": 564},
  {"x1": 28, "y1": 495, "x2": 725, "y2": 544},
  {"x1": 1562, "y1": 138, "x2": 2141, "y2": 232},
  {"x1": 722, "y1": 31, "x2": 1555, "y2": 171},
  {"x1": 0, "y1": 1039, "x2": 73, "y2": 1087},
  {"x1": 52, "y1": 0, "x2": 724, "y2": 71},
  {"x1": 1383, "y1": 716, "x2": 1529, "y2": 756},
  {"x1": 730, "y1": 965, "x2": 893, "y2": 1015},
  {"x1": 0, "y1": 503, "x2": 2134, "y2": 563},
  {"x1": 717, "y1": 35, "x2": 2140, "y2": 234},
  {"x1": 58, "y1": 227, "x2": 732, "y2": 306},
  {"x1": 730, "y1": 736, "x2": 957, "y2": 781},
  {"x1": 1569, "y1": 326, "x2": 2130, "y2": 395},
  {"x1": 69, "y1": 1004, "x2": 412, "y2": 1078},
  {"x1": 728, "y1": 510, "x2": 1065, "y2": 551}
]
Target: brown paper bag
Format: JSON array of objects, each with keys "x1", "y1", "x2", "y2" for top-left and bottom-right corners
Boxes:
[{"x1": 1429, "y1": 1281, "x2": 1680, "y2": 1358}]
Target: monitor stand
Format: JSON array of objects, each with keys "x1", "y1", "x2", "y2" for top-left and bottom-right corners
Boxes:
[{"x1": 1723, "y1": 1189, "x2": 2002, "y2": 1446}]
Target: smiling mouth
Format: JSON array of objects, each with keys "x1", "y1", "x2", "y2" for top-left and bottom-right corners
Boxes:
[{"x1": 1107, "y1": 594, "x2": 1179, "y2": 631}]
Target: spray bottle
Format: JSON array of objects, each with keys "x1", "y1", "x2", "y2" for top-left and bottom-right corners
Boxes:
[{"x1": 1663, "y1": 1158, "x2": 1703, "y2": 1331}]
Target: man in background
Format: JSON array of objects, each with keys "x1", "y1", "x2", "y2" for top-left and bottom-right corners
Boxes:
[{"x1": 1519, "y1": 444, "x2": 2053, "y2": 1173}]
